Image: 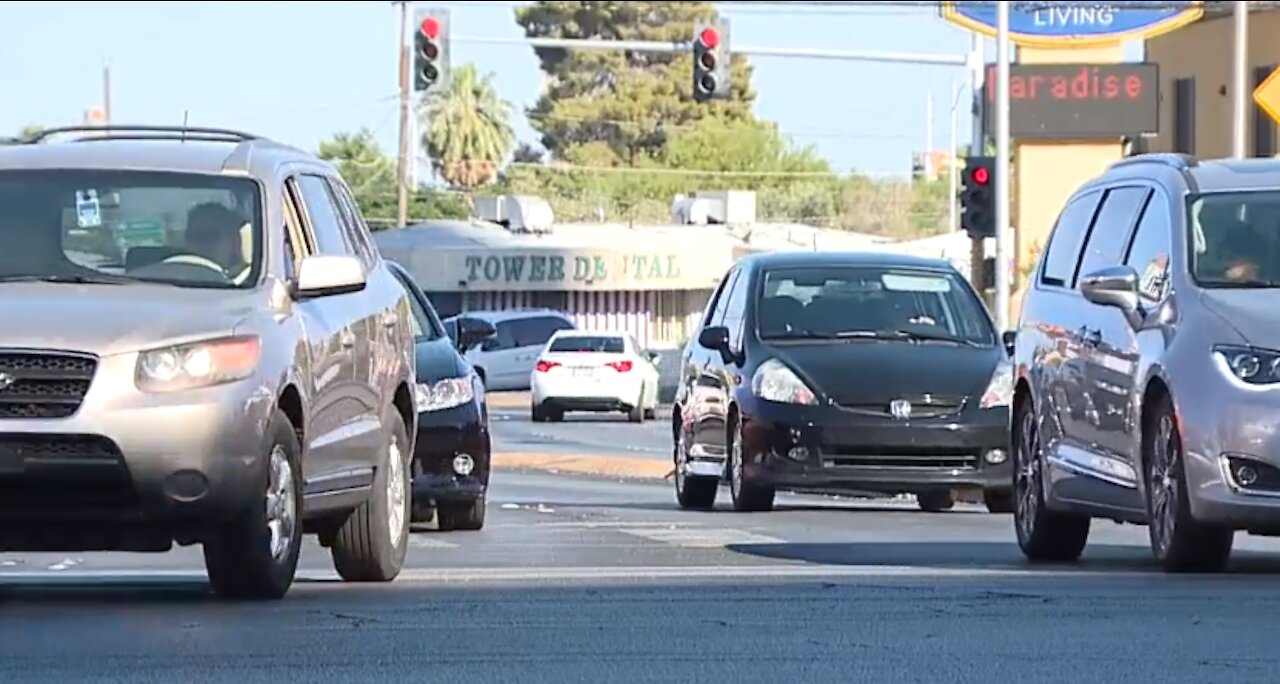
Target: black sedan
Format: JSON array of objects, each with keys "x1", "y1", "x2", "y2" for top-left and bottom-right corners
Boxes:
[
  {"x1": 389, "y1": 262, "x2": 496, "y2": 530},
  {"x1": 672, "y1": 251, "x2": 1013, "y2": 514}
]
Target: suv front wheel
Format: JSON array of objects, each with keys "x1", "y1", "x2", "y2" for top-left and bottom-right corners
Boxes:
[
  {"x1": 203, "y1": 408, "x2": 303, "y2": 600},
  {"x1": 330, "y1": 410, "x2": 412, "y2": 582}
]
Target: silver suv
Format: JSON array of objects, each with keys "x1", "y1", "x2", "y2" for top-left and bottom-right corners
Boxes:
[
  {"x1": 0, "y1": 126, "x2": 418, "y2": 599},
  {"x1": 1013, "y1": 153, "x2": 1280, "y2": 573}
]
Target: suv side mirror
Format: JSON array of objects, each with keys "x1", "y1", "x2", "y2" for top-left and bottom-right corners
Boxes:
[
  {"x1": 1001, "y1": 330, "x2": 1017, "y2": 356},
  {"x1": 1080, "y1": 265, "x2": 1140, "y2": 314},
  {"x1": 698, "y1": 326, "x2": 730, "y2": 352},
  {"x1": 294, "y1": 255, "x2": 366, "y2": 299},
  {"x1": 457, "y1": 319, "x2": 496, "y2": 353}
]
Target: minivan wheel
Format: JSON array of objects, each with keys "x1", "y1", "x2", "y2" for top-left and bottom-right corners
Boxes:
[
  {"x1": 1012, "y1": 396, "x2": 1090, "y2": 562},
  {"x1": 1144, "y1": 394, "x2": 1233, "y2": 573},
  {"x1": 917, "y1": 490, "x2": 956, "y2": 512},
  {"x1": 674, "y1": 425, "x2": 717, "y2": 510},
  {"x1": 728, "y1": 417, "x2": 775, "y2": 512},
  {"x1": 330, "y1": 411, "x2": 412, "y2": 582},
  {"x1": 203, "y1": 409, "x2": 303, "y2": 601}
]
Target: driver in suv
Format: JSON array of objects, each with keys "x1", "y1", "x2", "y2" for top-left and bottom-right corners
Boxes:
[{"x1": 0, "y1": 125, "x2": 419, "y2": 600}]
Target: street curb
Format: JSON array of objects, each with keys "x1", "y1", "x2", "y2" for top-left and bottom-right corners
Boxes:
[{"x1": 493, "y1": 451, "x2": 673, "y2": 481}]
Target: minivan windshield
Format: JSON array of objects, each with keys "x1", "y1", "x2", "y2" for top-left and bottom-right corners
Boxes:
[
  {"x1": 1190, "y1": 190, "x2": 1280, "y2": 288},
  {"x1": 0, "y1": 169, "x2": 263, "y2": 289},
  {"x1": 757, "y1": 265, "x2": 996, "y2": 347}
]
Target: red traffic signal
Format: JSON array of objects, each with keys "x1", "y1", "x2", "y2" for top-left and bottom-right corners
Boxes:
[
  {"x1": 699, "y1": 27, "x2": 720, "y2": 49},
  {"x1": 972, "y1": 166, "x2": 989, "y2": 185},
  {"x1": 421, "y1": 16, "x2": 441, "y2": 39}
]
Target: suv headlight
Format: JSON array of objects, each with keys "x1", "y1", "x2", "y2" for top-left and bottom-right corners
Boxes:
[
  {"x1": 1213, "y1": 345, "x2": 1280, "y2": 385},
  {"x1": 135, "y1": 336, "x2": 261, "y2": 393},
  {"x1": 980, "y1": 360, "x2": 1013, "y2": 409},
  {"x1": 416, "y1": 375, "x2": 474, "y2": 412},
  {"x1": 751, "y1": 358, "x2": 817, "y2": 405}
]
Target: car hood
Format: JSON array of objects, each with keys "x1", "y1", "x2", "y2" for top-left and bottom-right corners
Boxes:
[
  {"x1": 766, "y1": 339, "x2": 1002, "y2": 405},
  {"x1": 0, "y1": 282, "x2": 260, "y2": 357},
  {"x1": 1199, "y1": 289, "x2": 1280, "y2": 347}
]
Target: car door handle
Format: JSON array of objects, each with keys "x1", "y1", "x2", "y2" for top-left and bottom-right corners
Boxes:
[{"x1": 340, "y1": 328, "x2": 356, "y2": 349}]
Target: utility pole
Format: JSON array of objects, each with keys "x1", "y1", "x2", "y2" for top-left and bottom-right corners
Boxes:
[
  {"x1": 102, "y1": 63, "x2": 112, "y2": 124},
  {"x1": 395, "y1": 1, "x2": 412, "y2": 228},
  {"x1": 926, "y1": 89, "x2": 934, "y2": 177},
  {"x1": 967, "y1": 32, "x2": 986, "y2": 295},
  {"x1": 1233, "y1": 1, "x2": 1249, "y2": 159},
  {"x1": 949, "y1": 78, "x2": 960, "y2": 233},
  {"x1": 994, "y1": 2, "x2": 1011, "y2": 331}
]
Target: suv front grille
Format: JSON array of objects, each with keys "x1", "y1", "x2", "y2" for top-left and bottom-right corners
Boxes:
[{"x1": 0, "y1": 351, "x2": 98, "y2": 419}]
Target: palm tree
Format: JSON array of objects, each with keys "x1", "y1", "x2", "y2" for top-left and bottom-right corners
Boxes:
[{"x1": 419, "y1": 63, "x2": 516, "y2": 190}]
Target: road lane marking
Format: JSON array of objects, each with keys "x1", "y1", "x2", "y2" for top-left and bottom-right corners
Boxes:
[
  {"x1": 618, "y1": 527, "x2": 786, "y2": 548},
  {"x1": 409, "y1": 536, "x2": 458, "y2": 549}
]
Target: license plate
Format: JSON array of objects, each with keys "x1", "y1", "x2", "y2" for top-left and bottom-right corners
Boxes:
[{"x1": 571, "y1": 367, "x2": 594, "y2": 378}]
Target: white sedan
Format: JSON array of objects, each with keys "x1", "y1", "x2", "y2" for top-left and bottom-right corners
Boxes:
[{"x1": 530, "y1": 329, "x2": 661, "y2": 423}]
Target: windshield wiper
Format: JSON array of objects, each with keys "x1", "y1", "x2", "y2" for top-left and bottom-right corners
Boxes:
[
  {"x1": 0, "y1": 273, "x2": 137, "y2": 286},
  {"x1": 827, "y1": 328, "x2": 983, "y2": 348},
  {"x1": 1204, "y1": 279, "x2": 1280, "y2": 289},
  {"x1": 761, "y1": 329, "x2": 843, "y2": 340}
]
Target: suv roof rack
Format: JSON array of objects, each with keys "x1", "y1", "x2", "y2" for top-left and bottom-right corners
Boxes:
[
  {"x1": 1107, "y1": 153, "x2": 1197, "y2": 172},
  {"x1": 20, "y1": 125, "x2": 261, "y2": 144}
]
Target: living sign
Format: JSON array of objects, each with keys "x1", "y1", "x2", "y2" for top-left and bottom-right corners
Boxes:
[
  {"x1": 464, "y1": 253, "x2": 682, "y2": 285},
  {"x1": 941, "y1": 1, "x2": 1204, "y2": 47}
]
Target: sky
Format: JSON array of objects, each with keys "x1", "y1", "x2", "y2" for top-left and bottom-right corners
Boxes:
[{"x1": 0, "y1": 1, "x2": 1130, "y2": 179}]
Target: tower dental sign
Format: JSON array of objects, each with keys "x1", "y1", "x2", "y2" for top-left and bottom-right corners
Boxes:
[
  {"x1": 941, "y1": 1, "x2": 1204, "y2": 47},
  {"x1": 462, "y1": 251, "x2": 683, "y2": 288},
  {"x1": 983, "y1": 63, "x2": 1159, "y2": 139}
]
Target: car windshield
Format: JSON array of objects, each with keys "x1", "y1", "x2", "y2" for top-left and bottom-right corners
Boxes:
[
  {"x1": 0, "y1": 169, "x2": 263, "y2": 289},
  {"x1": 549, "y1": 335, "x2": 625, "y2": 353},
  {"x1": 1190, "y1": 190, "x2": 1280, "y2": 288},
  {"x1": 757, "y1": 265, "x2": 996, "y2": 346}
]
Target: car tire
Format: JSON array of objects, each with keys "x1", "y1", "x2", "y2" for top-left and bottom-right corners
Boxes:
[
  {"x1": 1144, "y1": 394, "x2": 1234, "y2": 573},
  {"x1": 330, "y1": 410, "x2": 412, "y2": 582},
  {"x1": 674, "y1": 424, "x2": 717, "y2": 510},
  {"x1": 728, "y1": 416, "x2": 775, "y2": 512},
  {"x1": 917, "y1": 490, "x2": 956, "y2": 512},
  {"x1": 1012, "y1": 395, "x2": 1091, "y2": 563},
  {"x1": 203, "y1": 408, "x2": 303, "y2": 601},
  {"x1": 628, "y1": 404, "x2": 644, "y2": 423},
  {"x1": 531, "y1": 404, "x2": 546, "y2": 423},
  {"x1": 983, "y1": 488, "x2": 1016, "y2": 514},
  {"x1": 438, "y1": 496, "x2": 486, "y2": 531}
]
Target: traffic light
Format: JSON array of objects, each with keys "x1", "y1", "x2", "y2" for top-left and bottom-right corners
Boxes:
[
  {"x1": 960, "y1": 156, "x2": 996, "y2": 238},
  {"x1": 692, "y1": 19, "x2": 731, "y2": 103},
  {"x1": 413, "y1": 8, "x2": 451, "y2": 93}
]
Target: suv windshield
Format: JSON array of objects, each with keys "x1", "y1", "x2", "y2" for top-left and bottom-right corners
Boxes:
[
  {"x1": 0, "y1": 169, "x2": 263, "y2": 289},
  {"x1": 1191, "y1": 190, "x2": 1280, "y2": 288},
  {"x1": 549, "y1": 336, "x2": 625, "y2": 353},
  {"x1": 757, "y1": 265, "x2": 996, "y2": 346}
]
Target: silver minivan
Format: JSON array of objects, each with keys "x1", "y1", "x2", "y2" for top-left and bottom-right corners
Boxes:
[{"x1": 444, "y1": 309, "x2": 575, "y2": 390}]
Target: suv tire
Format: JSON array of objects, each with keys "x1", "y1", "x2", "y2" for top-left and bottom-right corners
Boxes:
[
  {"x1": 1144, "y1": 394, "x2": 1234, "y2": 573},
  {"x1": 1012, "y1": 395, "x2": 1090, "y2": 563},
  {"x1": 438, "y1": 496, "x2": 486, "y2": 531},
  {"x1": 331, "y1": 410, "x2": 412, "y2": 582},
  {"x1": 203, "y1": 408, "x2": 303, "y2": 601}
]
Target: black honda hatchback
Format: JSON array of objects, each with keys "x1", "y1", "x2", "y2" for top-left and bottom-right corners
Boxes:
[{"x1": 671, "y1": 251, "x2": 1013, "y2": 513}]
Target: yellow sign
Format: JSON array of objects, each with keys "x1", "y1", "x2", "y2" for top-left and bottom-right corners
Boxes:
[{"x1": 1255, "y1": 66, "x2": 1280, "y2": 127}]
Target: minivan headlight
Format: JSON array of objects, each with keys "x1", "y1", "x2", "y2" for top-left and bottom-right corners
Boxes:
[
  {"x1": 980, "y1": 360, "x2": 1014, "y2": 409},
  {"x1": 751, "y1": 358, "x2": 817, "y2": 405},
  {"x1": 135, "y1": 335, "x2": 261, "y2": 392},
  {"x1": 1213, "y1": 345, "x2": 1280, "y2": 385},
  {"x1": 416, "y1": 375, "x2": 474, "y2": 412}
]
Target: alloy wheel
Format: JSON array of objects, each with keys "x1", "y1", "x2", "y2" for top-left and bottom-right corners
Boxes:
[
  {"x1": 1014, "y1": 406, "x2": 1040, "y2": 544},
  {"x1": 1148, "y1": 413, "x2": 1179, "y2": 557},
  {"x1": 266, "y1": 445, "x2": 297, "y2": 561},
  {"x1": 386, "y1": 435, "x2": 407, "y2": 550}
]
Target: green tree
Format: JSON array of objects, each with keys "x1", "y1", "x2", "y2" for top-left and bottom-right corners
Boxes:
[
  {"x1": 18, "y1": 124, "x2": 44, "y2": 139},
  {"x1": 515, "y1": 1, "x2": 755, "y2": 162},
  {"x1": 420, "y1": 63, "x2": 516, "y2": 190}
]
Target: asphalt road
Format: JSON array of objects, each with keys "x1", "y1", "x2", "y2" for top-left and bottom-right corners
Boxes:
[
  {"x1": 6, "y1": 467, "x2": 1280, "y2": 683},
  {"x1": 488, "y1": 401, "x2": 671, "y2": 460}
]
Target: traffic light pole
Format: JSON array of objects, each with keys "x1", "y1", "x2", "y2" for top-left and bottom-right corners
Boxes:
[
  {"x1": 394, "y1": 0, "x2": 411, "y2": 229},
  {"x1": 994, "y1": 2, "x2": 1011, "y2": 332}
]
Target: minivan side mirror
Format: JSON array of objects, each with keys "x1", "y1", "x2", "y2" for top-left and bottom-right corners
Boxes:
[
  {"x1": 1001, "y1": 330, "x2": 1017, "y2": 356},
  {"x1": 698, "y1": 326, "x2": 730, "y2": 352},
  {"x1": 294, "y1": 255, "x2": 366, "y2": 299},
  {"x1": 1080, "y1": 265, "x2": 1140, "y2": 315},
  {"x1": 457, "y1": 318, "x2": 496, "y2": 353}
]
